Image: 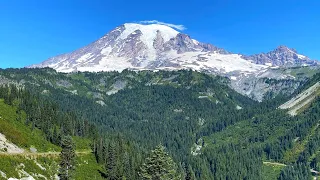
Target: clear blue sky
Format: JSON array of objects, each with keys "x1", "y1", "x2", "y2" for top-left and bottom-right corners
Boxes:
[{"x1": 0, "y1": 0, "x2": 319, "y2": 68}]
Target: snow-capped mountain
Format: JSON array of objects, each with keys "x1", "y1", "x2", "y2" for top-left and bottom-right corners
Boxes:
[
  {"x1": 29, "y1": 23, "x2": 268, "y2": 74},
  {"x1": 242, "y1": 45, "x2": 318, "y2": 67},
  {"x1": 29, "y1": 22, "x2": 319, "y2": 101}
]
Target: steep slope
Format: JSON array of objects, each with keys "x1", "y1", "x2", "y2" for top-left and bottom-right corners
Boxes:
[
  {"x1": 279, "y1": 73, "x2": 320, "y2": 115},
  {"x1": 0, "y1": 99, "x2": 59, "y2": 153},
  {"x1": 30, "y1": 23, "x2": 267, "y2": 74},
  {"x1": 0, "y1": 99, "x2": 58, "y2": 180},
  {"x1": 0, "y1": 133, "x2": 24, "y2": 154},
  {"x1": 231, "y1": 66, "x2": 320, "y2": 101},
  {"x1": 0, "y1": 93, "x2": 103, "y2": 180}
]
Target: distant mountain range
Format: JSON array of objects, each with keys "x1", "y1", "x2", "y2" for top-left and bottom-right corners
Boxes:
[{"x1": 29, "y1": 23, "x2": 318, "y2": 74}]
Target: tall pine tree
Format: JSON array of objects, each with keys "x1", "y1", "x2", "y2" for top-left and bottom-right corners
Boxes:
[
  {"x1": 59, "y1": 135, "x2": 76, "y2": 180},
  {"x1": 106, "y1": 142, "x2": 117, "y2": 180}
]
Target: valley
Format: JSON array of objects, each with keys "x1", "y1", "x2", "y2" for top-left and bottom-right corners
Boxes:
[{"x1": 0, "y1": 67, "x2": 319, "y2": 179}]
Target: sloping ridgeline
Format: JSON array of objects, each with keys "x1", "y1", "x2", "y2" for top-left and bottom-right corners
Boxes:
[{"x1": 200, "y1": 72, "x2": 320, "y2": 179}]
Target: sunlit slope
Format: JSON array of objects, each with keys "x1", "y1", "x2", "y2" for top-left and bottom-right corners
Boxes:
[{"x1": 279, "y1": 72, "x2": 320, "y2": 115}]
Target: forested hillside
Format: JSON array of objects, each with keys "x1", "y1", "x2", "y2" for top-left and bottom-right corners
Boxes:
[
  {"x1": 0, "y1": 92, "x2": 103, "y2": 179},
  {"x1": 0, "y1": 68, "x2": 319, "y2": 179}
]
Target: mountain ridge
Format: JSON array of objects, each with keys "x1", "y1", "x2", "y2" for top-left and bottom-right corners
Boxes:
[
  {"x1": 30, "y1": 22, "x2": 317, "y2": 74},
  {"x1": 243, "y1": 45, "x2": 318, "y2": 67}
]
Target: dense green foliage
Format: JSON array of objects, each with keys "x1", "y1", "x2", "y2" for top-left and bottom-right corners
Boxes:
[
  {"x1": 1, "y1": 68, "x2": 320, "y2": 179},
  {"x1": 0, "y1": 98, "x2": 59, "y2": 152},
  {"x1": 139, "y1": 145, "x2": 180, "y2": 180},
  {"x1": 0, "y1": 96, "x2": 103, "y2": 180},
  {"x1": 278, "y1": 163, "x2": 312, "y2": 180}
]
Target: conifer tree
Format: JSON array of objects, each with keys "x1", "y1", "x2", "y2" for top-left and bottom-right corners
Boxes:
[
  {"x1": 139, "y1": 145, "x2": 181, "y2": 180},
  {"x1": 185, "y1": 164, "x2": 196, "y2": 180},
  {"x1": 106, "y1": 142, "x2": 117, "y2": 180},
  {"x1": 123, "y1": 152, "x2": 133, "y2": 180},
  {"x1": 59, "y1": 135, "x2": 76, "y2": 180}
]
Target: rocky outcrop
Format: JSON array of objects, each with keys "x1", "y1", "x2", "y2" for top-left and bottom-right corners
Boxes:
[
  {"x1": 230, "y1": 67, "x2": 310, "y2": 101},
  {"x1": 0, "y1": 133, "x2": 24, "y2": 154},
  {"x1": 279, "y1": 82, "x2": 320, "y2": 116},
  {"x1": 243, "y1": 45, "x2": 318, "y2": 67}
]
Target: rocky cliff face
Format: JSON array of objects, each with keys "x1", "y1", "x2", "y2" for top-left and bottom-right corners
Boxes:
[
  {"x1": 230, "y1": 66, "x2": 320, "y2": 101},
  {"x1": 231, "y1": 75, "x2": 303, "y2": 101}
]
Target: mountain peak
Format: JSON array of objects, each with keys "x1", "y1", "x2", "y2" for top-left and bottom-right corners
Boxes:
[
  {"x1": 275, "y1": 45, "x2": 297, "y2": 53},
  {"x1": 29, "y1": 23, "x2": 317, "y2": 73},
  {"x1": 119, "y1": 23, "x2": 180, "y2": 43},
  {"x1": 29, "y1": 22, "x2": 265, "y2": 74},
  {"x1": 243, "y1": 45, "x2": 317, "y2": 67}
]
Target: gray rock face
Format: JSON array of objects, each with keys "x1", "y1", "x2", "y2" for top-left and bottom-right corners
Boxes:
[
  {"x1": 106, "y1": 80, "x2": 127, "y2": 95},
  {"x1": 232, "y1": 76, "x2": 302, "y2": 101},
  {"x1": 229, "y1": 66, "x2": 320, "y2": 101},
  {"x1": 118, "y1": 30, "x2": 146, "y2": 59},
  {"x1": 243, "y1": 45, "x2": 318, "y2": 67},
  {"x1": 163, "y1": 34, "x2": 199, "y2": 53},
  {"x1": 153, "y1": 30, "x2": 165, "y2": 51},
  {"x1": 56, "y1": 80, "x2": 72, "y2": 88},
  {"x1": 199, "y1": 43, "x2": 229, "y2": 54}
]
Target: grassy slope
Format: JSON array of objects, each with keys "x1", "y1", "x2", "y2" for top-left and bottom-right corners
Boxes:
[
  {"x1": 0, "y1": 153, "x2": 104, "y2": 180},
  {"x1": 0, "y1": 155, "x2": 57, "y2": 180},
  {"x1": 0, "y1": 99, "x2": 59, "y2": 152},
  {"x1": 75, "y1": 153, "x2": 105, "y2": 180},
  {"x1": 283, "y1": 123, "x2": 320, "y2": 163},
  {"x1": 0, "y1": 99, "x2": 104, "y2": 180},
  {"x1": 262, "y1": 164, "x2": 284, "y2": 180}
]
